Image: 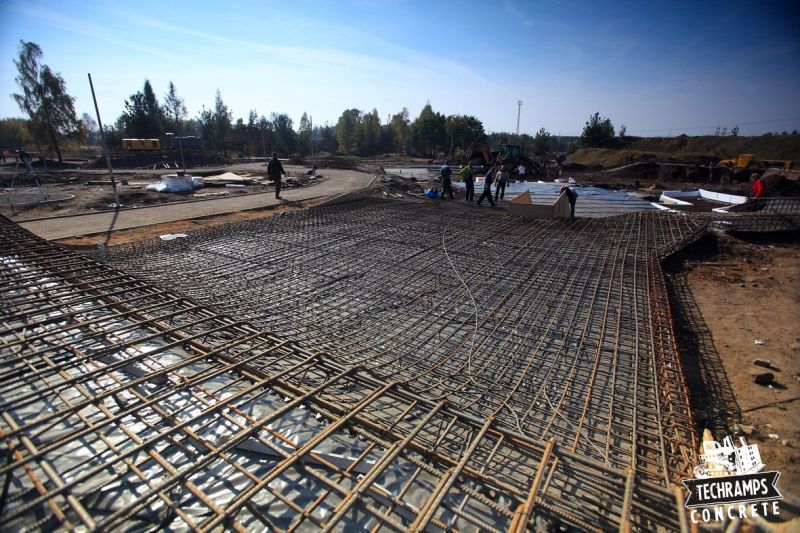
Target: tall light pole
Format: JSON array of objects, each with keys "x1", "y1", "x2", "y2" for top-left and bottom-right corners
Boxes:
[{"x1": 516, "y1": 99, "x2": 523, "y2": 136}]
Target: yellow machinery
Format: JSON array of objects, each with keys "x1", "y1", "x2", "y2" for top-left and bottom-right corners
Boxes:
[
  {"x1": 719, "y1": 153, "x2": 793, "y2": 170},
  {"x1": 122, "y1": 138, "x2": 160, "y2": 151}
]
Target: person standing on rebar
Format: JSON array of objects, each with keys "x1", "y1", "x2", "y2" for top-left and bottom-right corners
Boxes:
[
  {"x1": 440, "y1": 161, "x2": 454, "y2": 200},
  {"x1": 477, "y1": 165, "x2": 496, "y2": 207},
  {"x1": 267, "y1": 152, "x2": 287, "y2": 199},
  {"x1": 560, "y1": 186, "x2": 577, "y2": 218},
  {"x1": 459, "y1": 162, "x2": 474, "y2": 203},
  {"x1": 495, "y1": 166, "x2": 510, "y2": 202}
]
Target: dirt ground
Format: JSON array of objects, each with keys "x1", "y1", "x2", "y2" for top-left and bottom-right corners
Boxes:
[
  {"x1": 668, "y1": 232, "x2": 800, "y2": 500},
  {"x1": 53, "y1": 196, "x2": 329, "y2": 248},
  {"x1": 0, "y1": 163, "x2": 320, "y2": 221}
]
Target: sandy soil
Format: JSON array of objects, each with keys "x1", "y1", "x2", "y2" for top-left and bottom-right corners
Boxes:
[
  {"x1": 668, "y1": 232, "x2": 800, "y2": 498},
  {"x1": 0, "y1": 163, "x2": 318, "y2": 221},
  {"x1": 53, "y1": 197, "x2": 329, "y2": 248}
]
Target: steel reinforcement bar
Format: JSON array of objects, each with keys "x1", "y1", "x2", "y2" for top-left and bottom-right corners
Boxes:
[
  {"x1": 0, "y1": 213, "x2": 689, "y2": 531},
  {"x1": 108, "y1": 199, "x2": 706, "y2": 485}
]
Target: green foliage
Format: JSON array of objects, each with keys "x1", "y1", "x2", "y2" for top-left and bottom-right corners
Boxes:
[
  {"x1": 297, "y1": 112, "x2": 312, "y2": 155},
  {"x1": 410, "y1": 103, "x2": 446, "y2": 158},
  {"x1": 163, "y1": 81, "x2": 187, "y2": 133},
  {"x1": 360, "y1": 109, "x2": 382, "y2": 156},
  {"x1": 271, "y1": 112, "x2": 296, "y2": 155},
  {"x1": 120, "y1": 80, "x2": 165, "y2": 138},
  {"x1": 336, "y1": 108, "x2": 362, "y2": 154},
  {"x1": 445, "y1": 115, "x2": 485, "y2": 156},
  {"x1": 533, "y1": 127, "x2": 551, "y2": 155},
  {"x1": 731, "y1": 126, "x2": 740, "y2": 137},
  {"x1": 198, "y1": 89, "x2": 233, "y2": 151},
  {"x1": 390, "y1": 108, "x2": 411, "y2": 155},
  {"x1": 103, "y1": 123, "x2": 123, "y2": 149},
  {"x1": 580, "y1": 112, "x2": 615, "y2": 148},
  {"x1": 566, "y1": 141, "x2": 578, "y2": 154},
  {"x1": 0, "y1": 118, "x2": 33, "y2": 149},
  {"x1": 12, "y1": 40, "x2": 80, "y2": 162},
  {"x1": 313, "y1": 124, "x2": 337, "y2": 154},
  {"x1": 79, "y1": 113, "x2": 100, "y2": 145}
]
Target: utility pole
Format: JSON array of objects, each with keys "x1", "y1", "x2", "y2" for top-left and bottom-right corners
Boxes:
[
  {"x1": 516, "y1": 100, "x2": 523, "y2": 136},
  {"x1": 310, "y1": 115, "x2": 314, "y2": 156},
  {"x1": 88, "y1": 73, "x2": 123, "y2": 207}
]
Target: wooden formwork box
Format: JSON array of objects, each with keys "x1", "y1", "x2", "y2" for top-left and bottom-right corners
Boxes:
[{"x1": 508, "y1": 190, "x2": 573, "y2": 218}]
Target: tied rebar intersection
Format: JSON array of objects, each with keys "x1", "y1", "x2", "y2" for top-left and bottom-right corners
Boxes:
[{"x1": 1, "y1": 200, "x2": 714, "y2": 531}]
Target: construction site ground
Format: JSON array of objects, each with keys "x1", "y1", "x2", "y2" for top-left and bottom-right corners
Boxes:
[
  {"x1": 667, "y1": 232, "x2": 800, "y2": 496},
  {"x1": 0, "y1": 163, "x2": 376, "y2": 241},
  {"x1": 1, "y1": 156, "x2": 798, "y2": 528}
]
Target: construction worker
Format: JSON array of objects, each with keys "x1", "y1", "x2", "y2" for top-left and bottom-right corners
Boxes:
[
  {"x1": 518, "y1": 163, "x2": 526, "y2": 181},
  {"x1": 440, "y1": 161, "x2": 454, "y2": 200},
  {"x1": 751, "y1": 173, "x2": 765, "y2": 199},
  {"x1": 495, "y1": 166, "x2": 510, "y2": 202},
  {"x1": 477, "y1": 165, "x2": 496, "y2": 207},
  {"x1": 267, "y1": 152, "x2": 287, "y2": 199},
  {"x1": 459, "y1": 162, "x2": 474, "y2": 203},
  {"x1": 560, "y1": 186, "x2": 577, "y2": 218}
]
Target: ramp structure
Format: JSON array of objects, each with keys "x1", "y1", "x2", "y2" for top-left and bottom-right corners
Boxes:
[{"x1": 1, "y1": 200, "x2": 710, "y2": 531}]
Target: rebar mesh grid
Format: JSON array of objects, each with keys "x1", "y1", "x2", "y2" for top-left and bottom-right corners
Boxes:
[
  {"x1": 0, "y1": 214, "x2": 689, "y2": 531},
  {"x1": 109, "y1": 200, "x2": 707, "y2": 486},
  {"x1": 713, "y1": 197, "x2": 800, "y2": 232}
]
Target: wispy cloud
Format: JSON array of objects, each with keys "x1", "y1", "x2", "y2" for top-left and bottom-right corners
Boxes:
[
  {"x1": 112, "y1": 9, "x2": 490, "y2": 87},
  {"x1": 5, "y1": 1, "x2": 183, "y2": 63},
  {"x1": 502, "y1": 0, "x2": 537, "y2": 29}
]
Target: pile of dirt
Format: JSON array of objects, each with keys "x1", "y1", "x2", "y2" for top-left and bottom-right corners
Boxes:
[
  {"x1": 310, "y1": 158, "x2": 359, "y2": 170},
  {"x1": 379, "y1": 175, "x2": 425, "y2": 195},
  {"x1": 761, "y1": 173, "x2": 800, "y2": 197},
  {"x1": 84, "y1": 152, "x2": 234, "y2": 170},
  {"x1": 283, "y1": 174, "x2": 325, "y2": 189}
]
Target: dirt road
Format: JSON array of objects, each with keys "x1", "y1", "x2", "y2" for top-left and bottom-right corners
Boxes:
[{"x1": 14, "y1": 167, "x2": 376, "y2": 240}]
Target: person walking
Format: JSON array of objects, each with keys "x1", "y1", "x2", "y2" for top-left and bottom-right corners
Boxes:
[
  {"x1": 267, "y1": 152, "x2": 287, "y2": 199},
  {"x1": 459, "y1": 162, "x2": 475, "y2": 203},
  {"x1": 477, "y1": 166, "x2": 496, "y2": 207},
  {"x1": 495, "y1": 166, "x2": 509, "y2": 202},
  {"x1": 441, "y1": 161, "x2": 454, "y2": 200}
]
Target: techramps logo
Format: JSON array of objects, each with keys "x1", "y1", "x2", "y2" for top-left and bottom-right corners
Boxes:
[{"x1": 682, "y1": 433, "x2": 782, "y2": 524}]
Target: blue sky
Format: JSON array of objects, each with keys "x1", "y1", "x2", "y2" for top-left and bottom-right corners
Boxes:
[{"x1": 1, "y1": 0, "x2": 799, "y2": 136}]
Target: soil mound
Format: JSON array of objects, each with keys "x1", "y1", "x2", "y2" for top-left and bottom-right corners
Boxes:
[{"x1": 761, "y1": 174, "x2": 800, "y2": 196}]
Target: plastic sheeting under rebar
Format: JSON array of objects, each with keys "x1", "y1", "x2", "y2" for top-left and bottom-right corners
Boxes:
[
  {"x1": 109, "y1": 199, "x2": 708, "y2": 484},
  {"x1": 0, "y1": 211, "x2": 690, "y2": 531},
  {"x1": 0, "y1": 255, "x2": 516, "y2": 531}
]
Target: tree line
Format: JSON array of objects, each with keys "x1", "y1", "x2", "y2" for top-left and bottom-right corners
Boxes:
[{"x1": 4, "y1": 39, "x2": 645, "y2": 162}]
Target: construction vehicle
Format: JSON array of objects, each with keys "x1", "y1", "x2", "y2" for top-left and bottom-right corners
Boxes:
[
  {"x1": 122, "y1": 138, "x2": 160, "y2": 151},
  {"x1": 463, "y1": 142, "x2": 542, "y2": 178},
  {"x1": 464, "y1": 142, "x2": 493, "y2": 169},
  {"x1": 719, "y1": 154, "x2": 793, "y2": 171}
]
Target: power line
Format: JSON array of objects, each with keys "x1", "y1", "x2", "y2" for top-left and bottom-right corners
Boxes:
[{"x1": 627, "y1": 116, "x2": 800, "y2": 135}]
